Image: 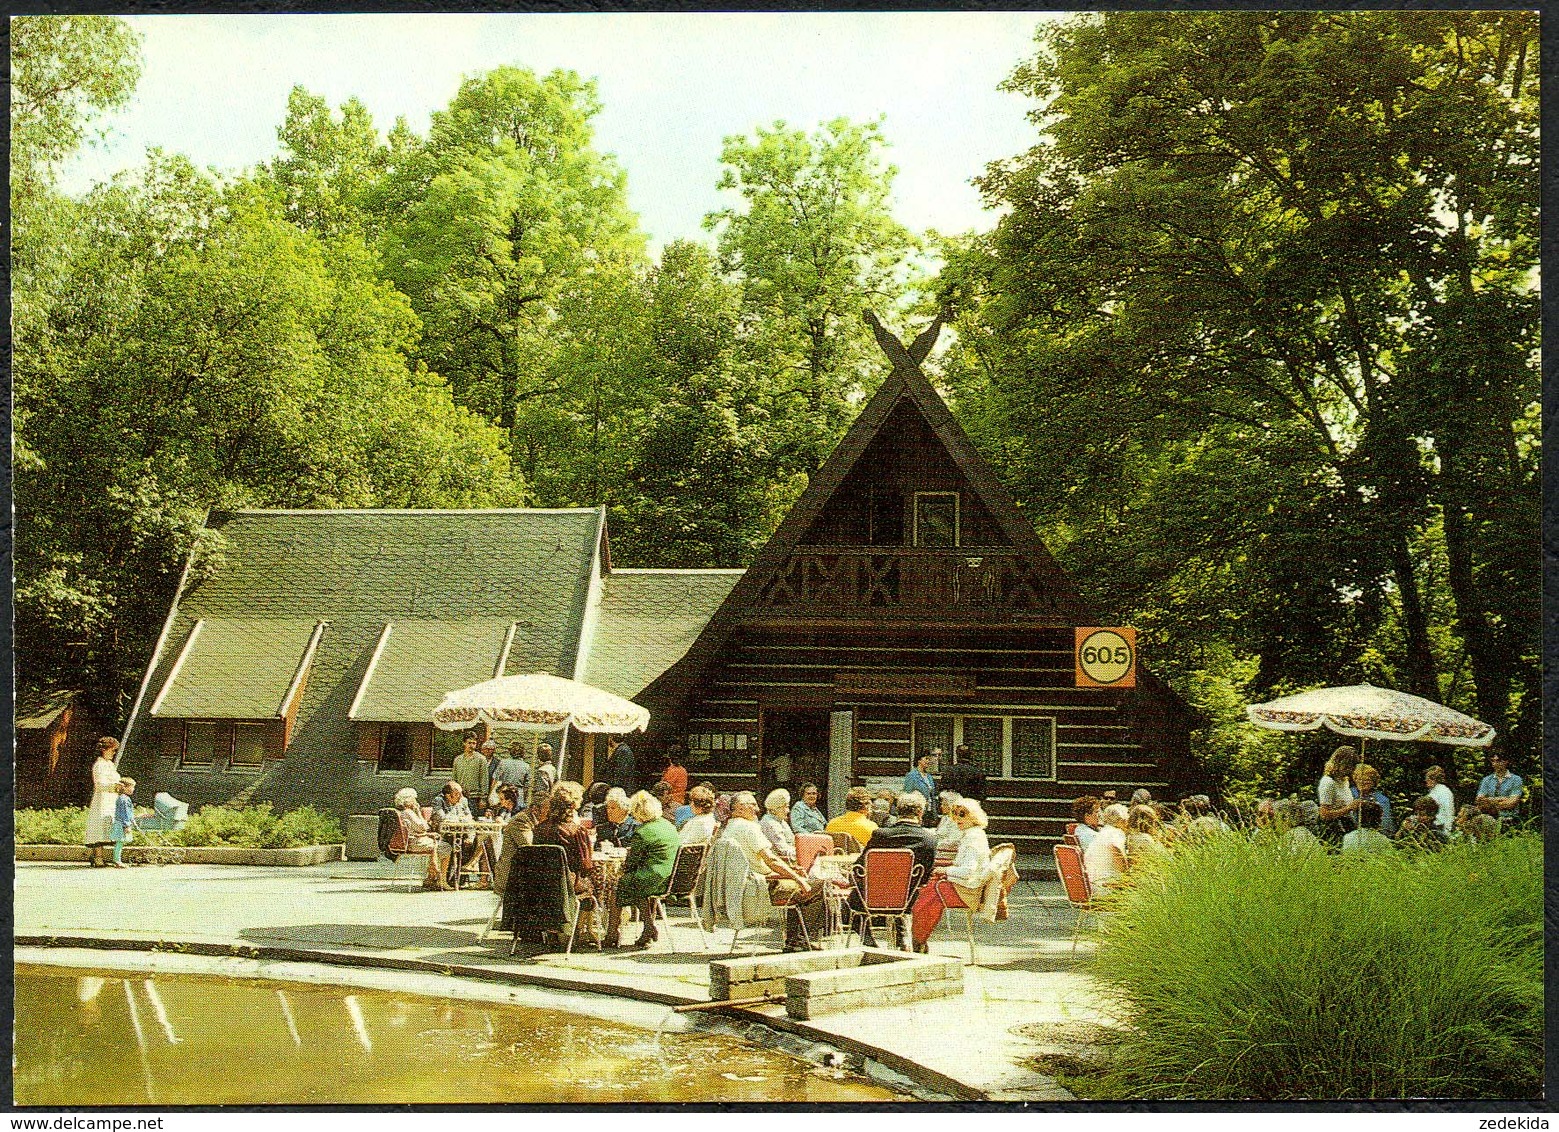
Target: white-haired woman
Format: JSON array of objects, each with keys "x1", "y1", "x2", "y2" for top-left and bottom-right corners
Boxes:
[
  {"x1": 1083, "y1": 802, "x2": 1130, "y2": 890},
  {"x1": 614, "y1": 791, "x2": 680, "y2": 949},
  {"x1": 760, "y1": 788, "x2": 797, "y2": 862},
  {"x1": 909, "y1": 798, "x2": 992, "y2": 950},
  {"x1": 595, "y1": 786, "x2": 637, "y2": 847},
  {"x1": 394, "y1": 787, "x2": 451, "y2": 889}
]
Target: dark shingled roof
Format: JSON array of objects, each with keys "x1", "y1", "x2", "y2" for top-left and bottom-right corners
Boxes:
[
  {"x1": 123, "y1": 509, "x2": 604, "y2": 814},
  {"x1": 350, "y1": 619, "x2": 514, "y2": 723},
  {"x1": 151, "y1": 617, "x2": 320, "y2": 719},
  {"x1": 582, "y1": 569, "x2": 743, "y2": 700}
]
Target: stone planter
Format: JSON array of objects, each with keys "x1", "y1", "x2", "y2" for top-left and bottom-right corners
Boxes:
[{"x1": 17, "y1": 844, "x2": 345, "y2": 867}]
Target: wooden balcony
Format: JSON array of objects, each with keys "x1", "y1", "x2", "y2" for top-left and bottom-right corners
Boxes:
[{"x1": 753, "y1": 546, "x2": 1063, "y2": 620}]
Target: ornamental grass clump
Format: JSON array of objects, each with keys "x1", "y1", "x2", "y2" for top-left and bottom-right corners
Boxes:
[{"x1": 1088, "y1": 831, "x2": 1541, "y2": 1100}]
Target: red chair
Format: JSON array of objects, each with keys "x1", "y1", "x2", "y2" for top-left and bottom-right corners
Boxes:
[
  {"x1": 1065, "y1": 821, "x2": 1079, "y2": 837},
  {"x1": 1062, "y1": 832, "x2": 1080, "y2": 849},
  {"x1": 795, "y1": 833, "x2": 833, "y2": 873},
  {"x1": 848, "y1": 848, "x2": 922, "y2": 951},
  {"x1": 1053, "y1": 842, "x2": 1097, "y2": 954}
]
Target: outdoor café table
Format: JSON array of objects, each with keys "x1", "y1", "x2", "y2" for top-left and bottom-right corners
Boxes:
[
  {"x1": 590, "y1": 845, "x2": 628, "y2": 946},
  {"x1": 806, "y1": 852, "x2": 859, "y2": 946},
  {"x1": 436, "y1": 819, "x2": 502, "y2": 890}
]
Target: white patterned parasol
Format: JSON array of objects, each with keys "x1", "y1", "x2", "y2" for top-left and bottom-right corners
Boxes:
[
  {"x1": 1247, "y1": 683, "x2": 1494, "y2": 747},
  {"x1": 432, "y1": 673, "x2": 649, "y2": 734}
]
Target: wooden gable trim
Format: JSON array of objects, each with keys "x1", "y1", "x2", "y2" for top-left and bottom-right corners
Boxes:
[{"x1": 644, "y1": 315, "x2": 1195, "y2": 730}]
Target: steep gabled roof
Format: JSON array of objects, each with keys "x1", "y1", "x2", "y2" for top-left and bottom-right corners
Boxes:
[
  {"x1": 582, "y1": 569, "x2": 745, "y2": 700},
  {"x1": 644, "y1": 322, "x2": 1098, "y2": 715}
]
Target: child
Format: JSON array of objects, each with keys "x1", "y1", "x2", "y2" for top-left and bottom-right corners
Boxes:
[{"x1": 111, "y1": 778, "x2": 139, "y2": 868}]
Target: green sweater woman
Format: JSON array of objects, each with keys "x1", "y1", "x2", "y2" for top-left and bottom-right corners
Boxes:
[{"x1": 615, "y1": 792, "x2": 681, "y2": 950}]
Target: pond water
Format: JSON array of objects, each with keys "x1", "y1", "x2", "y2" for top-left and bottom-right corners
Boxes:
[{"x1": 15, "y1": 965, "x2": 908, "y2": 1105}]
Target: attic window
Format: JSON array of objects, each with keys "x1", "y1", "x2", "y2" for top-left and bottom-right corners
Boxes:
[{"x1": 913, "y1": 492, "x2": 959, "y2": 547}]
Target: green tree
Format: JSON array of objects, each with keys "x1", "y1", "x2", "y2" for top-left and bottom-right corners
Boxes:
[
  {"x1": 707, "y1": 117, "x2": 921, "y2": 475},
  {"x1": 608, "y1": 241, "x2": 802, "y2": 567},
  {"x1": 372, "y1": 66, "x2": 646, "y2": 438},
  {"x1": 14, "y1": 155, "x2": 520, "y2": 716},
  {"x1": 9, "y1": 15, "x2": 141, "y2": 205},
  {"x1": 942, "y1": 11, "x2": 1538, "y2": 767},
  {"x1": 258, "y1": 86, "x2": 388, "y2": 238}
]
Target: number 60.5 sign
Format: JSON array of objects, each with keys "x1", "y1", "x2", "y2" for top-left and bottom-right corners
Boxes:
[{"x1": 1075, "y1": 627, "x2": 1137, "y2": 688}]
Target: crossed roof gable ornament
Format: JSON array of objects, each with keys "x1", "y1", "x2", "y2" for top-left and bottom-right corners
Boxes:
[{"x1": 864, "y1": 309, "x2": 945, "y2": 373}]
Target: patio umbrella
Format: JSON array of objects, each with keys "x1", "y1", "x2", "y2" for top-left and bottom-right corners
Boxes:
[
  {"x1": 1246, "y1": 683, "x2": 1495, "y2": 747},
  {"x1": 432, "y1": 673, "x2": 649, "y2": 778}
]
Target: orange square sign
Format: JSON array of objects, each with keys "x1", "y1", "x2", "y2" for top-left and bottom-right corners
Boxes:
[{"x1": 1076, "y1": 627, "x2": 1137, "y2": 688}]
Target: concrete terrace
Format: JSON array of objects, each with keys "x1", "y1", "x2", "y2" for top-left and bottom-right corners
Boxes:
[{"x1": 14, "y1": 858, "x2": 1113, "y2": 1101}]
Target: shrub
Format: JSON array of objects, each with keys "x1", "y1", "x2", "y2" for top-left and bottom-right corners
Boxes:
[
  {"x1": 261, "y1": 804, "x2": 343, "y2": 849},
  {"x1": 169, "y1": 803, "x2": 277, "y2": 847},
  {"x1": 1088, "y1": 831, "x2": 1542, "y2": 1100},
  {"x1": 15, "y1": 804, "x2": 344, "y2": 849},
  {"x1": 15, "y1": 807, "x2": 86, "y2": 844}
]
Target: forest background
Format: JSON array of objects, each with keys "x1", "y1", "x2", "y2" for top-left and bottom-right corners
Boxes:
[{"x1": 11, "y1": 11, "x2": 1539, "y2": 805}]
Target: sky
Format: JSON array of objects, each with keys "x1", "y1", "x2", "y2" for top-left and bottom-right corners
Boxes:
[{"x1": 55, "y1": 12, "x2": 1068, "y2": 251}]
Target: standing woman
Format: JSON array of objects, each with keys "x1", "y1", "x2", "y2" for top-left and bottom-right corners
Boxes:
[
  {"x1": 84, "y1": 737, "x2": 122, "y2": 867},
  {"x1": 1316, "y1": 745, "x2": 1361, "y2": 846}
]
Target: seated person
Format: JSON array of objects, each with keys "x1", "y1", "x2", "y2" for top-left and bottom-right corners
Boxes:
[
  {"x1": 760, "y1": 789, "x2": 797, "y2": 862},
  {"x1": 1274, "y1": 797, "x2": 1321, "y2": 854},
  {"x1": 1394, "y1": 796, "x2": 1449, "y2": 851},
  {"x1": 431, "y1": 780, "x2": 474, "y2": 827},
  {"x1": 393, "y1": 787, "x2": 452, "y2": 890},
  {"x1": 869, "y1": 789, "x2": 894, "y2": 826},
  {"x1": 651, "y1": 779, "x2": 676, "y2": 815},
  {"x1": 1071, "y1": 796, "x2": 1102, "y2": 850},
  {"x1": 909, "y1": 799, "x2": 992, "y2": 952},
  {"x1": 485, "y1": 784, "x2": 521, "y2": 824},
  {"x1": 1341, "y1": 798, "x2": 1393, "y2": 856},
  {"x1": 825, "y1": 786, "x2": 877, "y2": 849},
  {"x1": 1082, "y1": 803, "x2": 1129, "y2": 890},
  {"x1": 672, "y1": 781, "x2": 713, "y2": 829},
  {"x1": 851, "y1": 792, "x2": 938, "y2": 947},
  {"x1": 720, "y1": 791, "x2": 825, "y2": 951},
  {"x1": 595, "y1": 787, "x2": 638, "y2": 847},
  {"x1": 1456, "y1": 803, "x2": 1501, "y2": 843},
  {"x1": 933, "y1": 791, "x2": 963, "y2": 858},
  {"x1": 1352, "y1": 764, "x2": 1394, "y2": 836},
  {"x1": 494, "y1": 791, "x2": 550, "y2": 895},
  {"x1": 678, "y1": 785, "x2": 719, "y2": 846},
  {"x1": 430, "y1": 780, "x2": 476, "y2": 883},
  {"x1": 788, "y1": 783, "x2": 827, "y2": 835},
  {"x1": 614, "y1": 791, "x2": 681, "y2": 950},
  {"x1": 532, "y1": 785, "x2": 595, "y2": 896},
  {"x1": 1125, "y1": 804, "x2": 1169, "y2": 865}
]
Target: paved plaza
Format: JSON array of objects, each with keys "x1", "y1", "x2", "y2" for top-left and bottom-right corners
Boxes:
[{"x1": 15, "y1": 858, "x2": 1113, "y2": 1100}]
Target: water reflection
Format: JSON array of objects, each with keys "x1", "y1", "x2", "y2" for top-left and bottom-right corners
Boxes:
[{"x1": 16, "y1": 966, "x2": 906, "y2": 1105}]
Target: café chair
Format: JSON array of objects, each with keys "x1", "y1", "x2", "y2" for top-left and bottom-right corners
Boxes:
[
  {"x1": 795, "y1": 833, "x2": 833, "y2": 873},
  {"x1": 646, "y1": 842, "x2": 710, "y2": 952},
  {"x1": 848, "y1": 848, "x2": 922, "y2": 951},
  {"x1": 503, "y1": 844, "x2": 599, "y2": 956},
  {"x1": 1052, "y1": 842, "x2": 1097, "y2": 954}
]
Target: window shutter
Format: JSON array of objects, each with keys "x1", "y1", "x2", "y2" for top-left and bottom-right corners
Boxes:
[{"x1": 357, "y1": 723, "x2": 383, "y2": 762}]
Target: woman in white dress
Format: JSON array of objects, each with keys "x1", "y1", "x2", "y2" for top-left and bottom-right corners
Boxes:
[{"x1": 83, "y1": 737, "x2": 122, "y2": 866}]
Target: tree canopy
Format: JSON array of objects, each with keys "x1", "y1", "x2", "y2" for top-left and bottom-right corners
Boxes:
[{"x1": 940, "y1": 10, "x2": 1539, "y2": 786}]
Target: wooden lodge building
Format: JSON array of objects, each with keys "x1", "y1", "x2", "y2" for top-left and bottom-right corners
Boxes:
[{"x1": 119, "y1": 323, "x2": 1205, "y2": 857}]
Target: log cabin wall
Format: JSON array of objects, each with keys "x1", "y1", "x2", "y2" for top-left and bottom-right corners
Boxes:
[{"x1": 680, "y1": 625, "x2": 1184, "y2": 857}]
